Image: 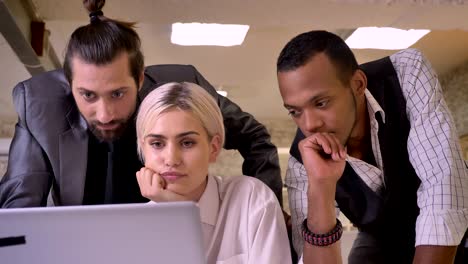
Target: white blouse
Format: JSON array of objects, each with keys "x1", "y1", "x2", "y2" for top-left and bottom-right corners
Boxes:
[{"x1": 199, "y1": 175, "x2": 291, "y2": 264}]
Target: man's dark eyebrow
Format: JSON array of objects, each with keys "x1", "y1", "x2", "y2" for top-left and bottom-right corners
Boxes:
[
  {"x1": 111, "y1": 87, "x2": 130, "y2": 92},
  {"x1": 283, "y1": 91, "x2": 330, "y2": 109},
  {"x1": 75, "y1": 87, "x2": 130, "y2": 93},
  {"x1": 76, "y1": 87, "x2": 93, "y2": 92}
]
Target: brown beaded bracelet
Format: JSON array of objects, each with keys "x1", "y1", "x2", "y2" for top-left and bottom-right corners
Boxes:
[{"x1": 301, "y1": 218, "x2": 343, "y2": 247}]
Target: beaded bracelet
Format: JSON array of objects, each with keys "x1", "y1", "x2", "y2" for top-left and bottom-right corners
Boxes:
[{"x1": 301, "y1": 218, "x2": 343, "y2": 247}]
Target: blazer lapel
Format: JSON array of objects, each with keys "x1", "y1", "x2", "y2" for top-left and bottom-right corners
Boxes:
[{"x1": 59, "y1": 108, "x2": 88, "y2": 205}]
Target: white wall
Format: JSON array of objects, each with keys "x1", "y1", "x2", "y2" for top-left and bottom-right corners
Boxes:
[
  {"x1": 0, "y1": 33, "x2": 31, "y2": 119},
  {"x1": 441, "y1": 59, "x2": 468, "y2": 137}
]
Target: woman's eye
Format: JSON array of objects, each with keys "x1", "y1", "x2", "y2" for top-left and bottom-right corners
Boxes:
[
  {"x1": 181, "y1": 140, "x2": 195, "y2": 148},
  {"x1": 150, "y1": 141, "x2": 164, "y2": 149}
]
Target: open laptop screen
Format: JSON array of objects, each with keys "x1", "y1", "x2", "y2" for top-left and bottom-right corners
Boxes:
[{"x1": 0, "y1": 202, "x2": 205, "y2": 264}]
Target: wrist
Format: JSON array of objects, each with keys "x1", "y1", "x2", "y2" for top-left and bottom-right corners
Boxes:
[
  {"x1": 307, "y1": 183, "x2": 336, "y2": 208},
  {"x1": 306, "y1": 210, "x2": 336, "y2": 233},
  {"x1": 302, "y1": 218, "x2": 343, "y2": 247},
  {"x1": 306, "y1": 194, "x2": 336, "y2": 233}
]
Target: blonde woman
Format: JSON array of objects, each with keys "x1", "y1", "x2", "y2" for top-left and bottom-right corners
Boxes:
[{"x1": 135, "y1": 82, "x2": 291, "y2": 263}]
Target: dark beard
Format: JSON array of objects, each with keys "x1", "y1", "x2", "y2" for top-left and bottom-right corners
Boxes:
[{"x1": 89, "y1": 120, "x2": 129, "y2": 143}]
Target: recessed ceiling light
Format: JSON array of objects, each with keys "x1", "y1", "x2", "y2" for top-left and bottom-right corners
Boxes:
[
  {"x1": 345, "y1": 27, "x2": 430, "y2": 50},
  {"x1": 171, "y1": 23, "x2": 250, "y2": 46},
  {"x1": 216, "y1": 90, "x2": 228, "y2": 97},
  {"x1": 215, "y1": 85, "x2": 228, "y2": 97}
]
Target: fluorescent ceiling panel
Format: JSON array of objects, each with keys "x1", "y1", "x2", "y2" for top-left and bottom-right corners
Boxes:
[
  {"x1": 345, "y1": 27, "x2": 430, "y2": 50},
  {"x1": 171, "y1": 23, "x2": 249, "y2": 46},
  {"x1": 216, "y1": 90, "x2": 228, "y2": 97}
]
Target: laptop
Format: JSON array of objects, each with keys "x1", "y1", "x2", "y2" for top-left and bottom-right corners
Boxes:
[{"x1": 0, "y1": 202, "x2": 206, "y2": 264}]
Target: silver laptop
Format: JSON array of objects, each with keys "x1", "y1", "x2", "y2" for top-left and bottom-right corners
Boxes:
[{"x1": 0, "y1": 202, "x2": 205, "y2": 264}]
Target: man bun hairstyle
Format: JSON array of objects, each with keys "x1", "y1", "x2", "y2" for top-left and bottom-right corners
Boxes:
[{"x1": 64, "y1": 0, "x2": 144, "y2": 87}]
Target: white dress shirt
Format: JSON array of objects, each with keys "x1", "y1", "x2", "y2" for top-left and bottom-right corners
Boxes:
[
  {"x1": 199, "y1": 175, "x2": 291, "y2": 264},
  {"x1": 286, "y1": 48, "x2": 468, "y2": 257}
]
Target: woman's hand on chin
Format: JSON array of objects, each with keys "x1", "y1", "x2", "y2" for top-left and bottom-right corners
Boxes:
[{"x1": 136, "y1": 167, "x2": 188, "y2": 202}]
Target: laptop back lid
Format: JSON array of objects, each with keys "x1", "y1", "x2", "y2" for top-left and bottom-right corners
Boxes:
[{"x1": 0, "y1": 202, "x2": 205, "y2": 264}]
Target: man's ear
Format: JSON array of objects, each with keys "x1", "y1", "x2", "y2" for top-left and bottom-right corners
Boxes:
[
  {"x1": 138, "y1": 71, "x2": 145, "y2": 91},
  {"x1": 208, "y1": 134, "x2": 222, "y2": 163},
  {"x1": 350, "y1": 69, "x2": 367, "y2": 96}
]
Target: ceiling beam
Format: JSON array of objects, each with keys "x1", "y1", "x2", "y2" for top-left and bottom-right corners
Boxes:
[{"x1": 0, "y1": 0, "x2": 60, "y2": 76}]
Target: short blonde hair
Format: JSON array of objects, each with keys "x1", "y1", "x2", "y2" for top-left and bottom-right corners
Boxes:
[{"x1": 136, "y1": 82, "x2": 225, "y2": 161}]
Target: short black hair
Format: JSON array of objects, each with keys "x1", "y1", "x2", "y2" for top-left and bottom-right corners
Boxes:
[{"x1": 277, "y1": 30, "x2": 358, "y2": 85}]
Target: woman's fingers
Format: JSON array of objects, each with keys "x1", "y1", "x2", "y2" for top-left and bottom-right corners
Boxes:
[
  {"x1": 153, "y1": 173, "x2": 167, "y2": 190},
  {"x1": 136, "y1": 167, "x2": 188, "y2": 202},
  {"x1": 136, "y1": 167, "x2": 167, "y2": 199}
]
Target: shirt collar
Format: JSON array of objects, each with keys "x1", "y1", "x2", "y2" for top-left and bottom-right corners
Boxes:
[
  {"x1": 197, "y1": 175, "x2": 220, "y2": 227},
  {"x1": 364, "y1": 89, "x2": 386, "y2": 124}
]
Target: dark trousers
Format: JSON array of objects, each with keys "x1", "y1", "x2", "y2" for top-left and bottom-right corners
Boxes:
[
  {"x1": 454, "y1": 230, "x2": 468, "y2": 264},
  {"x1": 348, "y1": 231, "x2": 384, "y2": 264},
  {"x1": 350, "y1": 230, "x2": 468, "y2": 264}
]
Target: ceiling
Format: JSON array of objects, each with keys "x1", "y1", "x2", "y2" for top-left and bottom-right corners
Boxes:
[{"x1": 1, "y1": 0, "x2": 468, "y2": 121}]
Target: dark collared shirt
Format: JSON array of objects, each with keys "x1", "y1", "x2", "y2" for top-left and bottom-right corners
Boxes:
[{"x1": 83, "y1": 121, "x2": 147, "y2": 205}]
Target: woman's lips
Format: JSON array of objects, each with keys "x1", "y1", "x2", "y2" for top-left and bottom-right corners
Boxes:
[{"x1": 160, "y1": 171, "x2": 187, "y2": 182}]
